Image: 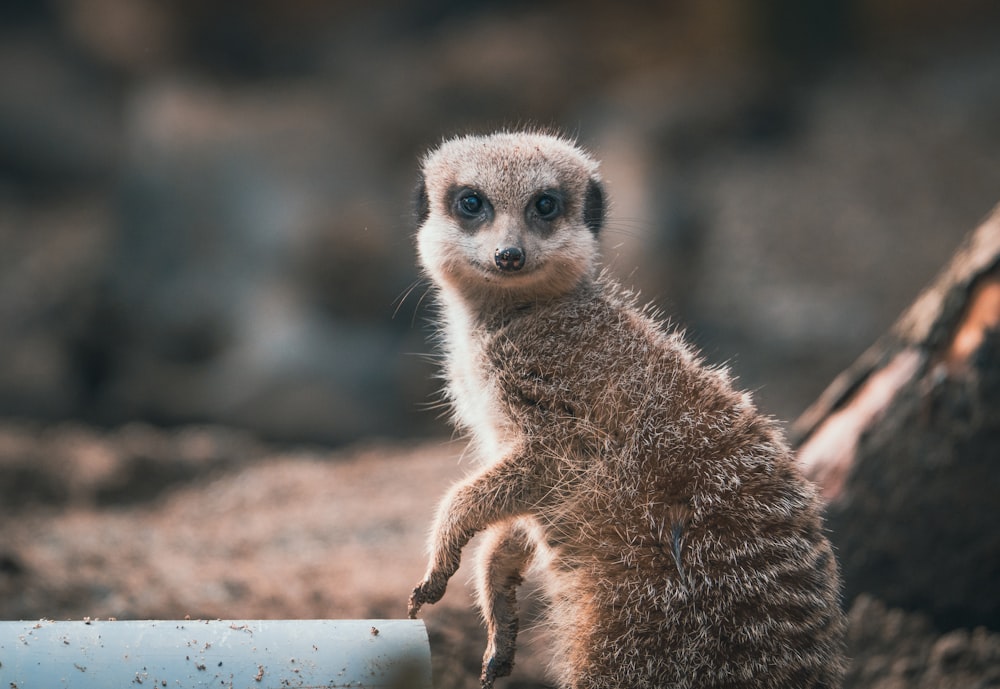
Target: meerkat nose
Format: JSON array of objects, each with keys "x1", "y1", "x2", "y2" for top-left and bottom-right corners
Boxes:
[{"x1": 495, "y1": 247, "x2": 525, "y2": 272}]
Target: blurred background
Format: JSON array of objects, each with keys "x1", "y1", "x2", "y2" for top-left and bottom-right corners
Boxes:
[{"x1": 1, "y1": 0, "x2": 999, "y2": 444}]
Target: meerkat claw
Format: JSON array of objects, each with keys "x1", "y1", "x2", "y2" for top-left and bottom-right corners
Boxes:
[
  {"x1": 407, "y1": 585, "x2": 426, "y2": 618},
  {"x1": 482, "y1": 653, "x2": 512, "y2": 688},
  {"x1": 406, "y1": 596, "x2": 420, "y2": 619},
  {"x1": 408, "y1": 577, "x2": 446, "y2": 618}
]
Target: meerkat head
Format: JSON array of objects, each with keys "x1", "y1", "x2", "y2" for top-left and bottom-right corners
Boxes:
[{"x1": 415, "y1": 131, "x2": 606, "y2": 307}]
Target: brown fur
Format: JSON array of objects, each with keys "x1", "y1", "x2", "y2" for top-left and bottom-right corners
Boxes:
[{"x1": 408, "y1": 131, "x2": 846, "y2": 689}]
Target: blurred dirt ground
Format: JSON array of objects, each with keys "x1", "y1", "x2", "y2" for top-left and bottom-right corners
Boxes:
[{"x1": 2, "y1": 421, "x2": 999, "y2": 689}]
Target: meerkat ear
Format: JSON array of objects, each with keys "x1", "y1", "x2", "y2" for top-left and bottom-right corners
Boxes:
[
  {"x1": 583, "y1": 177, "x2": 605, "y2": 235},
  {"x1": 414, "y1": 173, "x2": 430, "y2": 226}
]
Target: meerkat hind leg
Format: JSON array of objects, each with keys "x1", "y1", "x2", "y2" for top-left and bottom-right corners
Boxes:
[{"x1": 478, "y1": 520, "x2": 537, "y2": 689}]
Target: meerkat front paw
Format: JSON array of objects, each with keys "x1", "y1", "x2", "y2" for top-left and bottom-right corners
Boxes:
[{"x1": 407, "y1": 576, "x2": 448, "y2": 618}]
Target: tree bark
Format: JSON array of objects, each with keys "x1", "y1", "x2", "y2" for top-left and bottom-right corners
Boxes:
[{"x1": 793, "y1": 204, "x2": 1000, "y2": 631}]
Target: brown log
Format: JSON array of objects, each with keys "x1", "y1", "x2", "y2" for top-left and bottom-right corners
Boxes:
[{"x1": 792, "y1": 204, "x2": 1000, "y2": 630}]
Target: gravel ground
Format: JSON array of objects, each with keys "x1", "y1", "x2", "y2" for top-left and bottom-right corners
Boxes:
[{"x1": 2, "y1": 421, "x2": 999, "y2": 688}]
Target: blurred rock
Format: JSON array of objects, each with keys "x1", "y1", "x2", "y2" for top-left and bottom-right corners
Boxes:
[{"x1": 791, "y1": 212, "x2": 1000, "y2": 632}]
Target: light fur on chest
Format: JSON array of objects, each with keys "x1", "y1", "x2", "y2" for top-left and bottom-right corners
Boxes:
[{"x1": 442, "y1": 301, "x2": 518, "y2": 462}]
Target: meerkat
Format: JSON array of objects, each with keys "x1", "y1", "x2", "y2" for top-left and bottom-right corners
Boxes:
[{"x1": 407, "y1": 130, "x2": 846, "y2": 689}]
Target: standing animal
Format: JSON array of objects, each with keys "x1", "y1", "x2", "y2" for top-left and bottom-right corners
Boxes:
[{"x1": 407, "y1": 130, "x2": 846, "y2": 689}]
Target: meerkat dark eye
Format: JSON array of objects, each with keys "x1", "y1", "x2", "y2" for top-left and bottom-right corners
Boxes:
[
  {"x1": 533, "y1": 193, "x2": 560, "y2": 220},
  {"x1": 457, "y1": 191, "x2": 484, "y2": 217}
]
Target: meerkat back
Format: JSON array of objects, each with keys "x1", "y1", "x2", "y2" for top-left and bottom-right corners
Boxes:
[{"x1": 408, "y1": 131, "x2": 846, "y2": 689}]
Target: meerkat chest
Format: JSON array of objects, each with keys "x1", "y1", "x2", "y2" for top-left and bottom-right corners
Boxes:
[{"x1": 444, "y1": 317, "x2": 518, "y2": 461}]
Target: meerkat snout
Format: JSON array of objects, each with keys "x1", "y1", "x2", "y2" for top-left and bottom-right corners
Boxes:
[{"x1": 494, "y1": 246, "x2": 525, "y2": 271}]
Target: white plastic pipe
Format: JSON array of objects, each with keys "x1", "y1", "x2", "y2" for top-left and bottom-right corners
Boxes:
[{"x1": 0, "y1": 618, "x2": 430, "y2": 688}]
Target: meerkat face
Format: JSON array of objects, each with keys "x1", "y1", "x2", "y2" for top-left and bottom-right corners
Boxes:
[{"x1": 415, "y1": 132, "x2": 606, "y2": 305}]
